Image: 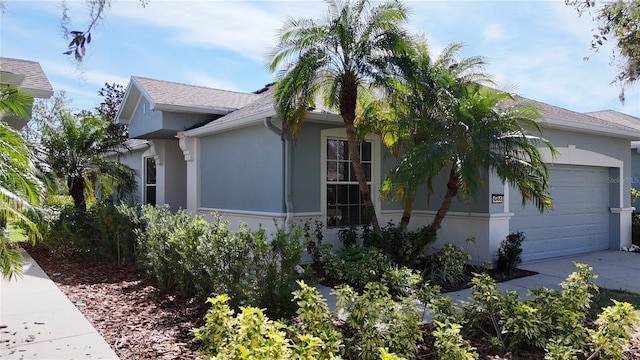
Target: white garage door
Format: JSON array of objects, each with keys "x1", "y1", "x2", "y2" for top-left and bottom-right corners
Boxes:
[{"x1": 509, "y1": 165, "x2": 610, "y2": 261}]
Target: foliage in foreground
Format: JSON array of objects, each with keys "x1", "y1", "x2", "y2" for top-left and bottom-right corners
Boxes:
[
  {"x1": 129, "y1": 205, "x2": 305, "y2": 318},
  {"x1": 193, "y1": 264, "x2": 639, "y2": 359}
]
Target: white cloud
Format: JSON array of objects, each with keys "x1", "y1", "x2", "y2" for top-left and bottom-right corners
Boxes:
[
  {"x1": 182, "y1": 70, "x2": 240, "y2": 91},
  {"x1": 109, "y1": 1, "x2": 326, "y2": 63},
  {"x1": 482, "y1": 23, "x2": 507, "y2": 42}
]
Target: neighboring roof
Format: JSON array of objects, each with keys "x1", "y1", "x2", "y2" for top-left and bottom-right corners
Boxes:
[
  {"x1": 514, "y1": 96, "x2": 640, "y2": 139},
  {"x1": 0, "y1": 57, "x2": 53, "y2": 98},
  {"x1": 116, "y1": 76, "x2": 259, "y2": 123}
]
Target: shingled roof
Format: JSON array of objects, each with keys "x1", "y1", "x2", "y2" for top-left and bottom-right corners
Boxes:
[
  {"x1": 584, "y1": 110, "x2": 640, "y2": 131},
  {"x1": 0, "y1": 57, "x2": 53, "y2": 98},
  {"x1": 132, "y1": 76, "x2": 258, "y2": 112},
  {"x1": 509, "y1": 96, "x2": 640, "y2": 138}
]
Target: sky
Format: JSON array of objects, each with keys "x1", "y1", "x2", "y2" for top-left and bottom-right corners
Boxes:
[{"x1": 1, "y1": 0, "x2": 639, "y2": 118}]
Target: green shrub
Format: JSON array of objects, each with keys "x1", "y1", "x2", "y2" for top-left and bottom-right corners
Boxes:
[
  {"x1": 429, "y1": 243, "x2": 470, "y2": 285},
  {"x1": 323, "y1": 243, "x2": 392, "y2": 290},
  {"x1": 303, "y1": 219, "x2": 326, "y2": 262},
  {"x1": 463, "y1": 263, "x2": 599, "y2": 353},
  {"x1": 133, "y1": 205, "x2": 304, "y2": 318},
  {"x1": 364, "y1": 222, "x2": 436, "y2": 267},
  {"x1": 496, "y1": 232, "x2": 525, "y2": 274},
  {"x1": 333, "y1": 282, "x2": 422, "y2": 360},
  {"x1": 432, "y1": 321, "x2": 478, "y2": 360},
  {"x1": 588, "y1": 300, "x2": 639, "y2": 359},
  {"x1": 338, "y1": 223, "x2": 358, "y2": 248},
  {"x1": 192, "y1": 295, "x2": 295, "y2": 359}
]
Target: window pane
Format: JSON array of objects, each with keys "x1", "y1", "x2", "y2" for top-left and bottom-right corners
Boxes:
[
  {"x1": 337, "y1": 140, "x2": 347, "y2": 160},
  {"x1": 337, "y1": 162, "x2": 347, "y2": 181},
  {"x1": 348, "y1": 205, "x2": 361, "y2": 225},
  {"x1": 327, "y1": 161, "x2": 338, "y2": 181},
  {"x1": 327, "y1": 185, "x2": 336, "y2": 204},
  {"x1": 146, "y1": 185, "x2": 156, "y2": 206},
  {"x1": 361, "y1": 142, "x2": 372, "y2": 161},
  {"x1": 348, "y1": 184, "x2": 360, "y2": 205},
  {"x1": 327, "y1": 139, "x2": 337, "y2": 160},
  {"x1": 146, "y1": 158, "x2": 156, "y2": 185},
  {"x1": 363, "y1": 163, "x2": 371, "y2": 181},
  {"x1": 337, "y1": 185, "x2": 348, "y2": 205}
]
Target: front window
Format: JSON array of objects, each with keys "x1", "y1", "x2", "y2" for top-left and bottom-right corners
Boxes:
[
  {"x1": 145, "y1": 157, "x2": 156, "y2": 206},
  {"x1": 326, "y1": 139, "x2": 372, "y2": 227}
]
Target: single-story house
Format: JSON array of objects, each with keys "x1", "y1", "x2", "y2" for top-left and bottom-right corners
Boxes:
[
  {"x1": 115, "y1": 75, "x2": 640, "y2": 263},
  {"x1": 584, "y1": 110, "x2": 640, "y2": 208},
  {"x1": 0, "y1": 57, "x2": 53, "y2": 129}
]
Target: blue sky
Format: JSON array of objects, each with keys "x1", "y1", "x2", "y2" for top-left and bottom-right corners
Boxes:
[{"x1": 1, "y1": 0, "x2": 639, "y2": 117}]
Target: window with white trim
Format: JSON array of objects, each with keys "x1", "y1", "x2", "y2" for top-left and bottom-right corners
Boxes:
[
  {"x1": 326, "y1": 138, "x2": 372, "y2": 227},
  {"x1": 144, "y1": 157, "x2": 156, "y2": 206}
]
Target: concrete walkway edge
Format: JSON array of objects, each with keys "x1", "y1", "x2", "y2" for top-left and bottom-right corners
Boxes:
[{"x1": 1, "y1": 249, "x2": 120, "y2": 359}]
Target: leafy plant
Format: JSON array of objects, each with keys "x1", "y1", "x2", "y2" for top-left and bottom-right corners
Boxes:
[
  {"x1": 338, "y1": 223, "x2": 358, "y2": 249},
  {"x1": 588, "y1": 300, "x2": 639, "y2": 359},
  {"x1": 433, "y1": 321, "x2": 478, "y2": 360},
  {"x1": 132, "y1": 205, "x2": 304, "y2": 318},
  {"x1": 333, "y1": 282, "x2": 422, "y2": 360},
  {"x1": 429, "y1": 243, "x2": 471, "y2": 285},
  {"x1": 496, "y1": 232, "x2": 525, "y2": 274},
  {"x1": 192, "y1": 295, "x2": 295, "y2": 359}
]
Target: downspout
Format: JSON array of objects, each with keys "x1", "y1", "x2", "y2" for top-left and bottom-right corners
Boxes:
[{"x1": 264, "y1": 117, "x2": 293, "y2": 227}]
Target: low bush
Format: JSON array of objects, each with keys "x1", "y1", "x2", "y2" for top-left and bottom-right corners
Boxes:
[
  {"x1": 131, "y1": 205, "x2": 304, "y2": 318},
  {"x1": 193, "y1": 265, "x2": 639, "y2": 360},
  {"x1": 364, "y1": 222, "x2": 436, "y2": 267},
  {"x1": 429, "y1": 243, "x2": 471, "y2": 286},
  {"x1": 496, "y1": 232, "x2": 525, "y2": 274}
]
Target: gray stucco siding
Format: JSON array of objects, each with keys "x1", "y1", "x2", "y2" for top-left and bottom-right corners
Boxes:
[
  {"x1": 112, "y1": 147, "x2": 146, "y2": 205},
  {"x1": 162, "y1": 112, "x2": 214, "y2": 134},
  {"x1": 199, "y1": 124, "x2": 284, "y2": 213},
  {"x1": 291, "y1": 123, "x2": 326, "y2": 213},
  {"x1": 128, "y1": 97, "x2": 163, "y2": 139}
]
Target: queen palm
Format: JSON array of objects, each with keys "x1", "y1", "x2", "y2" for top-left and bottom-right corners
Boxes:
[
  {"x1": 388, "y1": 82, "x2": 555, "y2": 231},
  {"x1": 268, "y1": 0, "x2": 411, "y2": 234},
  {"x1": 365, "y1": 40, "x2": 491, "y2": 233},
  {"x1": 43, "y1": 111, "x2": 135, "y2": 213},
  {"x1": 0, "y1": 87, "x2": 45, "y2": 279}
]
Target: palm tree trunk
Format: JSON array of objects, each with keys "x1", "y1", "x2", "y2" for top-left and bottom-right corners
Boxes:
[
  {"x1": 399, "y1": 188, "x2": 417, "y2": 234},
  {"x1": 430, "y1": 166, "x2": 459, "y2": 230},
  {"x1": 345, "y1": 123, "x2": 382, "y2": 235},
  {"x1": 69, "y1": 176, "x2": 86, "y2": 213}
]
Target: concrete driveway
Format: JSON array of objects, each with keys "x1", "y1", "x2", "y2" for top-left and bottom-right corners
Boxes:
[{"x1": 446, "y1": 250, "x2": 640, "y2": 304}]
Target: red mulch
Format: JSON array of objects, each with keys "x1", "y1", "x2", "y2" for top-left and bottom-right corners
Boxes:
[
  {"x1": 24, "y1": 245, "x2": 640, "y2": 360},
  {"x1": 24, "y1": 245, "x2": 206, "y2": 360}
]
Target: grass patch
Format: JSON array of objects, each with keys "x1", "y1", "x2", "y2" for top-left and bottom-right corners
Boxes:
[
  {"x1": 590, "y1": 287, "x2": 640, "y2": 319},
  {"x1": 5, "y1": 222, "x2": 28, "y2": 242}
]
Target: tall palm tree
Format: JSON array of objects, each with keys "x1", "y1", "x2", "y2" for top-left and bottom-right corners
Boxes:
[
  {"x1": 0, "y1": 87, "x2": 45, "y2": 279},
  {"x1": 387, "y1": 82, "x2": 555, "y2": 231},
  {"x1": 43, "y1": 111, "x2": 135, "y2": 213},
  {"x1": 364, "y1": 40, "x2": 491, "y2": 233},
  {"x1": 268, "y1": 0, "x2": 412, "y2": 235}
]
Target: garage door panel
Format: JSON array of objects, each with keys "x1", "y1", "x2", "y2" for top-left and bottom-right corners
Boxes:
[{"x1": 510, "y1": 165, "x2": 610, "y2": 261}]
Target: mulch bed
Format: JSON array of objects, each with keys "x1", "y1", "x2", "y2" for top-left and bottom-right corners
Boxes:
[
  {"x1": 24, "y1": 245, "x2": 206, "y2": 360},
  {"x1": 23, "y1": 245, "x2": 640, "y2": 360}
]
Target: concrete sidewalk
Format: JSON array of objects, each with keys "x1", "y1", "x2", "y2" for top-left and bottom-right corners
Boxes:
[{"x1": 0, "y1": 249, "x2": 119, "y2": 359}]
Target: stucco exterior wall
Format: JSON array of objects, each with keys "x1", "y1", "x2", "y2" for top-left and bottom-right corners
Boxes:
[
  {"x1": 199, "y1": 124, "x2": 284, "y2": 213},
  {"x1": 127, "y1": 97, "x2": 162, "y2": 139}
]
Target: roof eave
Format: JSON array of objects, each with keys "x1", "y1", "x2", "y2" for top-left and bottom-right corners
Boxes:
[
  {"x1": 152, "y1": 103, "x2": 234, "y2": 115},
  {"x1": 543, "y1": 117, "x2": 640, "y2": 140},
  {"x1": 22, "y1": 87, "x2": 53, "y2": 99},
  {"x1": 183, "y1": 109, "x2": 277, "y2": 137}
]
